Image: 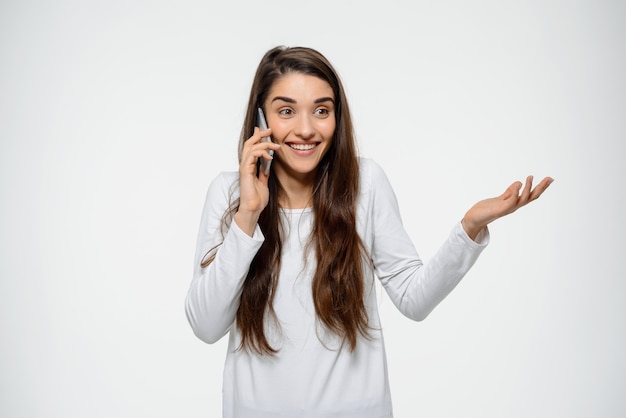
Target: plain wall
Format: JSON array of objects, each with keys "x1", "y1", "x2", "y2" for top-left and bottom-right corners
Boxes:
[{"x1": 1, "y1": 0, "x2": 624, "y2": 417}]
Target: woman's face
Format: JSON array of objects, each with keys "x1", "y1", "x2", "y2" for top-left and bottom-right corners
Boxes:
[{"x1": 263, "y1": 72, "x2": 336, "y2": 183}]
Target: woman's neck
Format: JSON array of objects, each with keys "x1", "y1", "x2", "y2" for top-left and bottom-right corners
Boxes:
[{"x1": 274, "y1": 168, "x2": 316, "y2": 209}]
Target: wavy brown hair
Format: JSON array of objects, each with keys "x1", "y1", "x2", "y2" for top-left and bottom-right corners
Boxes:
[{"x1": 203, "y1": 46, "x2": 370, "y2": 355}]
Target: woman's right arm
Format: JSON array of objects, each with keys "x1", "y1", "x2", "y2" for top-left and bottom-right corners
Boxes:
[
  {"x1": 184, "y1": 173, "x2": 265, "y2": 344},
  {"x1": 185, "y1": 127, "x2": 279, "y2": 344}
]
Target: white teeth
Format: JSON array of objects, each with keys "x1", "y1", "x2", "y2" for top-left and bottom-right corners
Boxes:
[{"x1": 289, "y1": 143, "x2": 316, "y2": 151}]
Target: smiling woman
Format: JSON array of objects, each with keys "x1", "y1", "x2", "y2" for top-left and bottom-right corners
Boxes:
[
  {"x1": 185, "y1": 46, "x2": 552, "y2": 418},
  {"x1": 263, "y1": 73, "x2": 336, "y2": 207}
]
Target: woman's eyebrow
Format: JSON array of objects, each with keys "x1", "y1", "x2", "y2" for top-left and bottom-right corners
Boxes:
[
  {"x1": 314, "y1": 97, "x2": 335, "y2": 104},
  {"x1": 271, "y1": 96, "x2": 296, "y2": 104},
  {"x1": 270, "y1": 96, "x2": 335, "y2": 104}
]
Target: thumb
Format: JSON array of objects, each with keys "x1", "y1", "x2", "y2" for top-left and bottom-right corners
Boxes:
[{"x1": 501, "y1": 181, "x2": 522, "y2": 200}]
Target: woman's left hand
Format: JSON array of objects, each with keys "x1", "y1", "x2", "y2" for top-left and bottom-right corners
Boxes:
[{"x1": 462, "y1": 176, "x2": 554, "y2": 241}]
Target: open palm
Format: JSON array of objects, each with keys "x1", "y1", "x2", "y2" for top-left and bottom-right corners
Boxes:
[{"x1": 462, "y1": 176, "x2": 554, "y2": 240}]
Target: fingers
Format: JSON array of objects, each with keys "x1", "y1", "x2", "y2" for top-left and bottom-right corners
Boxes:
[
  {"x1": 516, "y1": 175, "x2": 554, "y2": 209},
  {"x1": 518, "y1": 175, "x2": 534, "y2": 205},
  {"x1": 497, "y1": 175, "x2": 553, "y2": 216},
  {"x1": 501, "y1": 181, "x2": 522, "y2": 201},
  {"x1": 529, "y1": 176, "x2": 554, "y2": 202},
  {"x1": 242, "y1": 127, "x2": 272, "y2": 154},
  {"x1": 240, "y1": 127, "x2": 279, "y2": 174},
  {"x1": 246, "y1": 126, "x2": 272, "y2": 143}
]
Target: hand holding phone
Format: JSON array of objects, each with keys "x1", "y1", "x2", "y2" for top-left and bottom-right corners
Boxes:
[{"x1": 257, "y1": 107, "x2": 274, "y2": 176}]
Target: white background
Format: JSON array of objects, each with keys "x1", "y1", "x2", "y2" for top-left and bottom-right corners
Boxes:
[{"x1": 1, "y1": 1, "x2": 624, "y2": 417}]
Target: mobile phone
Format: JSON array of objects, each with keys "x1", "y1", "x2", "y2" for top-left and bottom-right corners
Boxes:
[{"x1": 257, "y1": 107, "x2": 273, "y2": 175}]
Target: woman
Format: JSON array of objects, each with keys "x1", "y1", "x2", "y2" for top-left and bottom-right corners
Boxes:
[{"x1": 185, "y1": 46, "x2": 552, "y2": 417}]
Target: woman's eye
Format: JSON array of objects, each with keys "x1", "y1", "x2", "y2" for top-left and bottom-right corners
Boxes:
[
  {"x1": 315, "y1": 108, "x2": 329, "y2": 116},
  {"x1": 279, "y1": 108, "x2": 293, "y2": 116}
]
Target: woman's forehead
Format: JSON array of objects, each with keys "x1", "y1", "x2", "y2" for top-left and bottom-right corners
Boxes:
[{"x1": 267, "y1": 73, "x2": 334, "y2": 103}]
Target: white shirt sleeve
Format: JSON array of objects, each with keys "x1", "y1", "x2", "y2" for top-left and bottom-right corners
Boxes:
[
  {"x1": 185, "y1": 173, "x2": 264, "y2": 344},
  {"x1": 366, "y1": 160, "x2": 489, "y2": 320}
]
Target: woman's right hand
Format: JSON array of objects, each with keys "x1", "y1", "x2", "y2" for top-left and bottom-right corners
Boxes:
[{"x1": 234, "y1": 127, "x2": 280, "y2": 236}]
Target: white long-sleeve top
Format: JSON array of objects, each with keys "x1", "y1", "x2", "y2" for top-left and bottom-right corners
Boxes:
[{"x1": 186, "y1": 158, "x2": 489, "y2": 418}]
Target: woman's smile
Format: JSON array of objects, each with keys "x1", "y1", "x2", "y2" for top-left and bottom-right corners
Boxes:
[{"x1": 287, "y1": 142, "x2": 318, "y2": 151}]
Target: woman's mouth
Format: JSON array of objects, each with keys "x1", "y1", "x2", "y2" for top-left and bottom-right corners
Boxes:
[{"x1": 288, "y1": 143, "x2": 317, "y2": 151}]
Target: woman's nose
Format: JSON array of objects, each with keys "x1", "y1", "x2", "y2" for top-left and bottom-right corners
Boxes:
[{"x1": 294, "y1": 115, "x2": 315, "y2": 140}]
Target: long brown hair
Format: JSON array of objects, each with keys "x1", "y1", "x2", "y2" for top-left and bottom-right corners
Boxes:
[{"x1": 204, "y1": 46, "x2": 369, "y2": 355}]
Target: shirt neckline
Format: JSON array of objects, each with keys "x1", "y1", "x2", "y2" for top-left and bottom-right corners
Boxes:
[{"x1": 279, "y1": 207, "x2": 313, "y2": 215}]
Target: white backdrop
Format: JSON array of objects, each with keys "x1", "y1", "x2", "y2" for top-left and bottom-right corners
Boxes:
[{"x1": 1, "y1": 1, "x2": 624, "y2": 417}]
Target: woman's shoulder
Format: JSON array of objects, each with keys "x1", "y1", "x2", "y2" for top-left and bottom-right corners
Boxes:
[
  {"x1": 206, "y1": 170, "x2": 240, "y2": 200},
  {"x1": 214, "y1": 170, "x2": 239, "y2": 185},
  {"x1": 358, "y1": 157, "x2": 390, "y2": 188}
]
